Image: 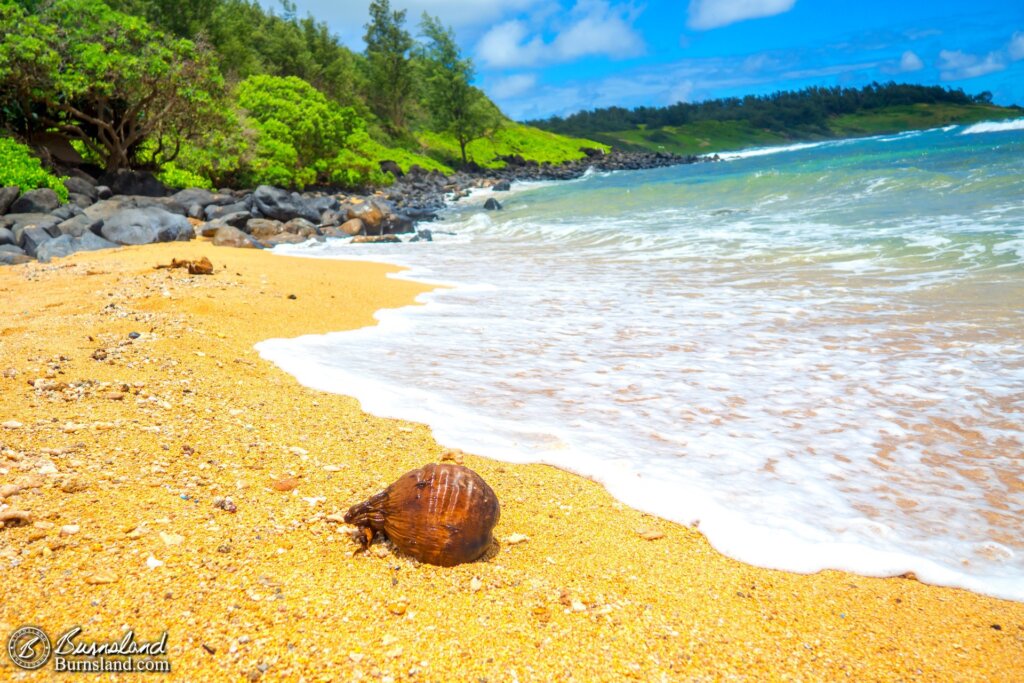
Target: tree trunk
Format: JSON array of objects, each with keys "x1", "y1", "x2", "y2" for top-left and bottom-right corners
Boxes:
[{"x1": 459, "y1": 138, "x2": 468, "y2": 166}]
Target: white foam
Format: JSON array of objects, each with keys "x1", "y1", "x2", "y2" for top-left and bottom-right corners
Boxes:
[
  {"x1": 959, "y1": 118, "x2": 1024, "y2": 135},
  {"x1": 257, "y1": 126, "x2": 1024, "y2": 603},
  {"x1": 714, "y1": 140, "x2": 830, "y2": 161}
]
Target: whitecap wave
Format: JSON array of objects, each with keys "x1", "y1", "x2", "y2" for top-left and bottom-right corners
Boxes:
[{"x1": 959, "y1": 118, "x2": 1024, "y2": 135}]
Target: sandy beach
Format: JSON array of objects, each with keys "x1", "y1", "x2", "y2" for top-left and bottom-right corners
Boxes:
[{"x1": 0, "y1": 239, "x2": 1021, "y2": 682}]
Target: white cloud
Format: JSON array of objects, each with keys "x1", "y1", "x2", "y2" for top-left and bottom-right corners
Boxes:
[
  {"x1": 937, "y1": 49, "x2": 1006, "y2": 80},
  {"x1": 551, "y1": 0, "x2": 644, "y2": 61},
  {"x1": 477, "y1": 20, "x2": 547, "y2": 68},
  {"x1": 476, "y1": 1, "x2": 644, "y2": 68},
  {"x1": 898, "y1": 50, "x2": 924, "y2": 72},
  {"x1": 490, "y1": 73, "x2": 539, "y2": 99},
  {"x1": 687, "y1": 0, "x2": 797, "y2": 31},
  {"x1": 1009, "y1": 31, "x2": 1024, "y2": 61}
]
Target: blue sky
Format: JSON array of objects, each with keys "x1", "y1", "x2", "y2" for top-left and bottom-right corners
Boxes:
[{"x1": 274, "y1": 1, "x2": 1024, "y2": 120}]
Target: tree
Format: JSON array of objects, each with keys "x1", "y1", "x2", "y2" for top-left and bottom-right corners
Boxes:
[
  {"x1": 0, "y1": 0, "x2": 223, "y2": 172},
  {"x1": 417, "y1": 14, "x2": 499, "y2": 165},
  {"x1": 235, "y1": 74, "x2": 360, "y2": 188},
  {"x1": 363, "y1": 0, "x2": 413, "y2": 134}
]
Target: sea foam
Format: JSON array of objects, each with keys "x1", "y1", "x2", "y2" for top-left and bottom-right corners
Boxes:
[
  {"x1": 260, "y1": 125, "x2": 1024, "y2": 602},
  {"x1": 959, "y1": 118, "x2": 1024, "y2": 135}
]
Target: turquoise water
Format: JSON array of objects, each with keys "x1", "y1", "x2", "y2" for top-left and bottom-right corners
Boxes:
[{"x1": 260, "y1": 121, "x2": 1024, "y2": 601}]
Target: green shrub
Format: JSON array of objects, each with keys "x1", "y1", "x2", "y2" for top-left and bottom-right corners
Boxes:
[
  {"x1": 157, "y1": 162, "x2": 213, "y2": 190},
  {"x1": 235, "y1": 75, "x2": 358, "y2": 189},
  {"x1": 0, "y1": 137, "x2": 68, "y2": 202}
]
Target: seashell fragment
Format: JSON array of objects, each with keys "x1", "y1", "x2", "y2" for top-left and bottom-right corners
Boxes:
[{"x1": 344, "y1": 463, "x2": 500, "y2": 567}]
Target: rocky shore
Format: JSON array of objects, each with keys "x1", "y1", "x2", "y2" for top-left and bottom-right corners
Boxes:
[{"x1": 1, "y1": 150, "x2": 711, "y2": 266}]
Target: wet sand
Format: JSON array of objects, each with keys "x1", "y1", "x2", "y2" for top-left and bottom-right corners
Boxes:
[{"x1": 0, "y1": 240, "x2": 1021, "y2": 681}]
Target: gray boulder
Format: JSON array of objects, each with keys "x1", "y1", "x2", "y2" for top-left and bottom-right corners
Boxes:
[
  {"x1": 0, "y1": 226, "x2": 13, "y2": 246},
  {"x1": 64, "y1": 177, "x2": 98, "y2": 201},
  {"x1": 246, "y1": 219, "x2": 284, "y2": 238},
  {"x1": 21, "y1": 226, "x2": 53, "y2": 257},
  {"x1": 205, "y1": 201, "x2": 250, "y2": 221},
  {"x1": 197, "y1": 218, "x2": 234, "y2": 238},
  {"x1": 320, "y1": 225, "x2": 352, "y2": 238},
  {"x1": 50, "y1": 204, "x2": 81, "y2": 221},
  {"x1": 75, "y1": 232, "x2": 119, "y2": 252},
  {"x1": 99, "y1": 170, "x2": 166, "y2": 197},
  {"x1": 492, "y1": 180, "x2": 511, "y2": 192},
  {"x1": 217, "y1": 211, "x2": 252, "y2": 229},
  {"x1": 100, "y1": 208, "x2": 194, "y2": 245},
  {"x1": 0, "y1": 252, "x2": 33, "y2": 266},
  {"x1": 306, "y1": 195, "x2": 339, "y2": 215},
  {"x1": 96, "y1": 186, "x2": 113, "y2": 200},
  {"x1": 10, "y1": 188, "x2": 60, "y2": 214},
  {"x1": 483, "y1": 198, "x2": 502, "y2": 211},
  {"x1": 282, "y1": 217, "x2": 318, "y2": 237},
  {"x1": 382, "y1": 213, "x2": 415, "y2": 234},
  {"x1": 259, "y1": 232, "x2": 309, "y2": 247},
  {"x1": 7, "y1": 214, "x2": 61, "y2": 244},
  {"x1": 68, "y1": 193, "x2": 96, "y2": 209},
  {"x1": 167, "y1": 188, "x2": 236, "y2": 215},
  {"x1": 0, "y1": 243, "x2": 24, "y2": 254},
  {"x1": 57, "y1": 214, "x2": 104, "y2": 237},
  {"x1": 34, "y1": 235, "x2": 76, "y2": 262},
  {"x1": 85, "y1": 196, "x2": 176, "y2": 221},
  {"x1": 36, "y1": 232, "x2": 118, "y2": 262},
  {"x1": 0, "y1": 186, "x2": 19, "y2": 215},
  {"x1": 212, "y1": 225, "x2": 262, "y2": 249},
  {"x1": 320, "y1": 209, "x2": 345, "y2": 227},
  {"x1": 252, "y1": 185, "x2": 320, "y2": 222}
]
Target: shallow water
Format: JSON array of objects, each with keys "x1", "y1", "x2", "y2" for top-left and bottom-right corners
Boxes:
[{"x1": 259, "y1": 122, "x2": 1024, "y2": 601}]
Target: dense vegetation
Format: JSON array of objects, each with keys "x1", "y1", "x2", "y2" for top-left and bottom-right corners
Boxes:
[
  {"x1": 529, "y1": 83, "x2": 1021, "y2": 154},
  {"x1": 0, "y1": 0, "x2": 600, "y2": 193},
  {"x1": 0, "y1": 137, "x2": 69, "y2": 200}
]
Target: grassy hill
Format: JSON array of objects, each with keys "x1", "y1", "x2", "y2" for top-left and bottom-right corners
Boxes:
[{"x1": 575, "y1": 103, "x2": 1019, "y2": 156}]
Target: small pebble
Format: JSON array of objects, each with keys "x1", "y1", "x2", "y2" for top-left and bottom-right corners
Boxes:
[
  {"x1": 60, "y1": 524, "x2": 80, "y2": 536},
  {"x1": 271, "y1": 476, "x2": 300, "y2": 492},
  {"x1": 504, "y1": 533, "x2": 529, "y2": 545},
  {"x1": 160, "y1": 532, "x2": 184, "y2": 546},
  {"x1": 128, "y1": 331, "x2": 141, "y2": 339},
  {"x1": 85, "y1": 571, "x2": 118, "y2": 585},
  {"x1": 1, "y1": 420, "x2": 22, "y2": 430}
]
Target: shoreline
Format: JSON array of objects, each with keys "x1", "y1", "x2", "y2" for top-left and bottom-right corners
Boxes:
[{"x1": 1, "y1": 241, "x2": 1023, "y2": 681}]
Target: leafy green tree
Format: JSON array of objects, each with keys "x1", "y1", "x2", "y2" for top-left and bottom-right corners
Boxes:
[
  {"x1": 418, "y1": 13, "x2": 499, "y2": 165},
  {"x1": 0, "y1": 0, "x2": 223, "y2": 172},
  {"x1": 104, "y1": 0, "x2": 219, "y2": 40},
  {"x1": 363, "y1": 0, "x2": 414, "y2": 134},
  {"x1": 235, "y1": 74, "x2": 364, "y2": 188}
]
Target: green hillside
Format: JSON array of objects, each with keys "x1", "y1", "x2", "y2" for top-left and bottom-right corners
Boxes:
[
  {"x1": 531, "y1": 84, "x2": 1023, "y2": 156},
  {"x1": 571, "y1": 103, "x2": 1018, "y2": 156},
  {"x1": 0, "y1": 0, "x2": 602, "y2": 193}
]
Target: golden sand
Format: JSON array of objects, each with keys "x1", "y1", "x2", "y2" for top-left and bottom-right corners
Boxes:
[{"x1": 0, "y1": 240, "x2": 1021, "y2": 681}]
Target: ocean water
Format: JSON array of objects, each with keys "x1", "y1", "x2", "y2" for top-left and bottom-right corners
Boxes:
[{"x1": 258, "y1": 122, "x2": 1024, "y2": 602}]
